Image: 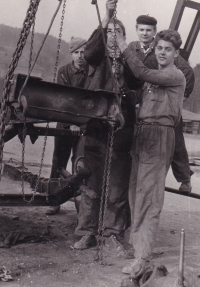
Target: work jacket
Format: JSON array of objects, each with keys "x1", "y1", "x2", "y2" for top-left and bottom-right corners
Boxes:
[
  {"x1": 123, "y1": 47, "x2": 186, "y2": 127},
  {"x1": 128, "y1": 41, "x2": 195, "y2": 98},
  {"x1": 84, "y1": 28, "x2": 142, "y2": 125},
  {"x1": 57, "y1": 61, "x2": 89, "y2": 88}
]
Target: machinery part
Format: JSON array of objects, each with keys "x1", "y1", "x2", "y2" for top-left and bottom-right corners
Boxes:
[
  {"x1": 2, "y1": 161, "x2": 90, "y2": 207},
  {"x1": 3, "y1": 123, "x2": 80, "y2": 144},
  {"x1": 8, "y1": 74, "x2": 118, "y2": 125}
]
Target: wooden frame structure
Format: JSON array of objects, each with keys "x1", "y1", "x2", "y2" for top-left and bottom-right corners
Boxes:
[{"x1": 170, "y1": 0, "x2": 200, "y2": 60}]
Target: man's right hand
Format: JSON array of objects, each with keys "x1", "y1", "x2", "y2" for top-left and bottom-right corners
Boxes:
[
  {"x1": 102, "y1": 0, "x2": 118, "y2": 28},
  {"x1": 106, "y1": 0, "x2": 118, "y2": 19}
]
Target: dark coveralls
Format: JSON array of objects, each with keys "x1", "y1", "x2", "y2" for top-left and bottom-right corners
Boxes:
[
  {"x1": 128, "y1": 41, "x2": 195, "y2": 183},
  {"x1": 122, "y1": 48, "x2": 186, "y2": 259},
  {"x1": 75, "y1": 28, "x2": 141, "y2": 237},
  {"x1": 50, "y1": 62, "x2": 89, "y2": 178}
]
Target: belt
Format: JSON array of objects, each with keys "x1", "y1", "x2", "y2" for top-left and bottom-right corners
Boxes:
[{"x1": 136, "y1": 120, "x2": 174, "y2": 128}]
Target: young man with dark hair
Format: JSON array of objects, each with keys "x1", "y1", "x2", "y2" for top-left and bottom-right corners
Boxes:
[
  {"x1": 73, "y1": 0, "x2": 141, "y2": 250},
  {"x1": 129, "y1": 15, "x2": 195, "y2": 194},
  {"x1": 116, "y1": 29, "x2": 186, "y2": 274},
  {"x1": 45, "y1": 37, "x2": 88, "y2": 215}
]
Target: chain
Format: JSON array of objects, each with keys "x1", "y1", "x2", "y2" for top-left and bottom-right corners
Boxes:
[
  {"x1": 0, "y1": 0, "x2": 41, "y2": 180},
  {"x1": 19, "y1": 0, "x2": 65, "y2": 202},
  {"x1": 29, "y1": 19, "x2": 35, "y2": 72},
  {"x1": 21, "y1": 12, "x2": 36, "y2": 203},
  {"x1": 53, "y1": 0, "x2": 67, "y2": 83},
  {"x1": 96, "y1": 124, "x2": 114, "y2": 264},
  {"x1": 95, "y1": 2, "x2": 118, "y2": 265},
  {"x1": 111, "y1": 2, "x2": 119, "y2": 94},
  {"x1": 21, "y1": 120, "x2": 28, "y2": 202}
]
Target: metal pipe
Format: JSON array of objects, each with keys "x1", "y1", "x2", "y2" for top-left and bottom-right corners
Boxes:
[
  {"x1": 178, "y1": 229, "x2": 185, "y2": 286},
  {"x1": 165, "y1": 186, "x2": 200, "y2": 200}
]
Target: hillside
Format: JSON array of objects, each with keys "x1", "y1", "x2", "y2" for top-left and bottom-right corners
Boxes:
[
  {"x1": 0, "y1": 24, "x2": 71, "y2": 81},
  {"x1": 0, "y1": 24, "x2": 200, "y2": 113}
]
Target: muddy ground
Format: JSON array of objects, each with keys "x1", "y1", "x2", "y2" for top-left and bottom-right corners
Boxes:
[{"x1": 0, "y1": 131, "x2": 200, "y2": 286}]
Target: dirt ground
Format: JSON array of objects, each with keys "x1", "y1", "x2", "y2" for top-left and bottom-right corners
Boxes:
[{"x1": 1, "y1": 131, "x2": 200, "y2": 287}]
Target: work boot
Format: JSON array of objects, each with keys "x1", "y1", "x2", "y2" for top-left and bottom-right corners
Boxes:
[
  {"x1": 45, "y1": 205, "x2": 60, "y2": 215},
  {"x1": 179, "y1": 181, "x2": 192, "y2": 193},
  {"x1": 74, "y1": 235, "x2": 97, "y2": 250},
  {"x1": 106, "y1": 235, "x2": 127, "y2": 256},
  {"x1": 122, "y1": 258, "x2": 149, "y2": 277}
]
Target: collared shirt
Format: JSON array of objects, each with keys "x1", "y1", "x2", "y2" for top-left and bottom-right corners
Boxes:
[
  {"x1": 128, "y1": 40, "x2": 195, "y2": 97},
  {"x1": 57, "y1": 61, "x2": 89, "y2": 88},
  {"x1": 140, "y1": 40, "x2": 155, "y2": 56},
  {"x1": 123, "y1": 47, "x2": 186, "y2": 127}
]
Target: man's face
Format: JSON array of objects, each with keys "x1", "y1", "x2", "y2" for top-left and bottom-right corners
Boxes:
[
  {"x1": 107, "y1": 22, "x2": 125, "y2": 49},
  {"x1": 136, "y1": 24, "x2": 156, "y2": 45},
  {"x1": 71, "y1": 45, "x2": 86, "y2": 68},
  {"x1": 155, "y1": 39, "x2": 179, "y2": 68}
]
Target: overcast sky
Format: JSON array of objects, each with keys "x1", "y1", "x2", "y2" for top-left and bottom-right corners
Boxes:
[{"x1": 0, "y1": 0, "x2": 200, "y2": 67}]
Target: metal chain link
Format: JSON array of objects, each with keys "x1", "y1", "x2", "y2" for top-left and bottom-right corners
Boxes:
[
  {"x1": 20, "y1": 12, "x2": 36, "y2": 202},
  {"x1": 29, "y1": 19, "x2": 35, "y2": 72},
  {"x1": 0, "y1": 0, "x2": 41, "y2": 180},
  {"x1": 21, "y1": 123, "x2": 49, "y2": 203},
  {"x1": 53, "y1": 0, "x2": 67, "y2": 83},
  {"x1": 111, "y1": 2, "x2": 119, "y2": 94},
  {"x1": 95, "y1": 2, "x2": 119, "y2": 264},
  {"x1": 96, "y1": 124, "x2": 114, "y2": 264},
  {"x1": 20, "y1": 1, "x2": 66, "y2": 202}
]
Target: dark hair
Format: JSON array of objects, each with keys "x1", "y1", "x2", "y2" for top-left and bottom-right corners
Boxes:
[
  {"x1": 109, "y1": 18, "x2": 126, "y2": 36},
  {"x1": 155, "y1": 29, "x2": 182, "y2": 50}
]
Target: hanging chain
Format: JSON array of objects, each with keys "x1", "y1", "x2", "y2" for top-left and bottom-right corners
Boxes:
[
  {"x1": 53, "y1": 0, "x2": 67, "y2": 83},
  {"x1": 96, "y1": 124, "x2": 115, "y2": 264},
  {"x1": 0, "y1": 0, "x2": 41, "y2": 180},
  {"x1": 20, "y1": 1, "x2": 65, "y2": 202},
  {"x1": 21, "y1": 17, "x2": 36, "y2": 203},
  {"x1": 29, "y1": 19, "x2": 35, "y2": 72},
  {"x1": 111, "y1": 2, "x2": 119, "y2": 94},
  {"x1": 95, "y1": 2, "x2": 119, "y2": 264}
]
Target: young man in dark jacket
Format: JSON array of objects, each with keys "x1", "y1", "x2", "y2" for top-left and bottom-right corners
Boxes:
[
  {"x1": 73, "y1": 0, "x2": 141, "y2": 250},
  {"x1": 128, "y1": 15, "x2": 195, "y2": 193},
  {"x1": 45, "y1": 37, "x2": 88, "y2": 215}
]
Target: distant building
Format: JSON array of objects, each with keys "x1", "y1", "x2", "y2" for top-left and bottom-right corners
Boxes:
[
  {"x1": 182, "y1": 109, "x2": 200, "y2": 134},
  {"x1": 0, "y1": 45, "x2": 44, "y2": 78}
]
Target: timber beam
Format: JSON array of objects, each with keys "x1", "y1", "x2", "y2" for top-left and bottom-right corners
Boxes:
[
  {"x1": 169, "y1": 0, "x2": 200, "y2": 60},
  {"x1": 165, "y1": 186, "x2": 200, "y2": 199}
]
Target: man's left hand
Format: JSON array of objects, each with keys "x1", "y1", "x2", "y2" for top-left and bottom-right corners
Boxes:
[{"x1": 70, "y1": 125, "x2": 80, "y2": 132}]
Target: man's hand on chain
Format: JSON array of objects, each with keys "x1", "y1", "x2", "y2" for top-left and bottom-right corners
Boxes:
[
  {"x1": 70, "y1": 125, "x2": 80, "y2": 132},
  {"x1": 102, "y1": 0, "x2": 117, "y2": 28},
  {"x1": 106, "y1": 0, "x2": 118, "y2": 19}
]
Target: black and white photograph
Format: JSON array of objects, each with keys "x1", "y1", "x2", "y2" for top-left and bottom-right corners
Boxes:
[{"x1": 0, "y1": 0, "x2": 200, "y2": 286}]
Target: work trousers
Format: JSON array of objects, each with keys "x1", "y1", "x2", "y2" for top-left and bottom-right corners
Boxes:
[
  {"x1": 75, "y1": 122, "x2": 133, "y2": 237},
  {"x1": 129, "y1": 124, "x2": 175, "y2": 259},
  {"x1": 171, "y1": 117, "x2": 191, "y2": 182},
  {"x1": 50, "y1": 122, "x2": 79, "y2": 178}
]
